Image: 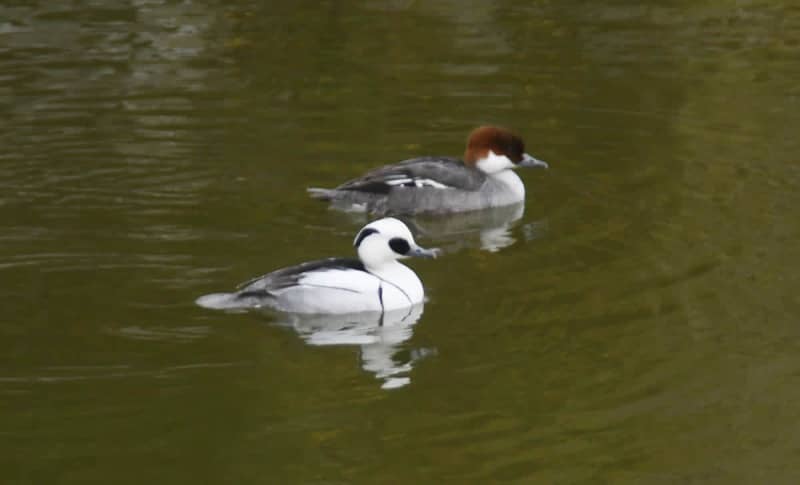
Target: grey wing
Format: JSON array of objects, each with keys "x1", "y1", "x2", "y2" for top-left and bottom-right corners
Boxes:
[
  {"x1": 335, "y1": 157, "x2": 487, "y2": 194},
  {"x1": 235, "y1": 258, "x2": 366, "y2": 295}
]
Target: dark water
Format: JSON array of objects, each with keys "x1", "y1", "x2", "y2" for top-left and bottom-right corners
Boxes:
[{"x1": 3, "y1": 1, "x2": 800, "y2": 483}]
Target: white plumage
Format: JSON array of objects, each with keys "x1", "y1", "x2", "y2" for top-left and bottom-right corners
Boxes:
[{"x1": 196, "y1": 218, "x2": 438, "y2": 314}]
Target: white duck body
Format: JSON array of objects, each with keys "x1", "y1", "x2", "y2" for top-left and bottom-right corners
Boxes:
[
  {"x1": 196, "y1": 218, "x2": 436, "y2": 314},
  {"x1": 259, "y1": 259, "x2": 423, "y2": 314}
]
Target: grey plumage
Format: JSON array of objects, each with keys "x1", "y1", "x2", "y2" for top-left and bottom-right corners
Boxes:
[
  {"x1": 334, "y1": 157, "x2": 486, "y2": 193},
  {"x1": 308, "y1": 156, "x2": 490, "y2": 215}
]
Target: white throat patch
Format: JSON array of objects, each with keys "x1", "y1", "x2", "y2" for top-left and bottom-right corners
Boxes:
[{"x1": 476, "y1": 150, "x2": 515, "y2": 174}]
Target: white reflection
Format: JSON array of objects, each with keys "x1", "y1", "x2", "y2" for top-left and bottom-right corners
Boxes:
[{"x1": 273, "y1": 304, "x2": 431, "y2": 390}]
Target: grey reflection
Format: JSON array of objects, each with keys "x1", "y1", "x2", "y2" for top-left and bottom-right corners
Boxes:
[
  {"x1": 334, "y1": 203, "x2": 545, "y2": 253},
  {"x1": 409, "y1": 203, "x2": 544, "y2": 253},
  {"x1": 272, "y1": 304, "x2": 431, "y2": 390}
]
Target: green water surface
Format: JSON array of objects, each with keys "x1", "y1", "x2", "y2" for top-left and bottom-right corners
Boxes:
[{"x1": 2, "y1": 1, "x2": 800, "y2": 483}]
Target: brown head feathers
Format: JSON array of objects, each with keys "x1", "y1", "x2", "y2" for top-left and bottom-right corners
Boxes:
[{"x1": 463, "y1": 126, "x2": 526, "y2": 165}]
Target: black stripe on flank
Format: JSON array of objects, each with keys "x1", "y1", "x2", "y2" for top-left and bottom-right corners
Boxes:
[
  {"x1": 372, "y1": 275, "x2": 412, "y2": 306},
  {"x1": 378, "y1": 284, "x2": 385, "y2": 320}
]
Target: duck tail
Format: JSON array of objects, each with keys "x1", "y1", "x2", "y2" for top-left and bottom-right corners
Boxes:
[
  {"x1": 195, "y1": 292, "x2": 241, "y2": 309},
  {"x1": 306, "y1": 187, "x2": 337, "y2": 201},
  {"x1": 195, "y1": 291, "x2": 275, "y2": 310},
  {"x1": 307, "y1": 187, "x2": 373, "y2": 213}
]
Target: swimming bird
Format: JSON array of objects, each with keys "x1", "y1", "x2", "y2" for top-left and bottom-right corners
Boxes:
[
  {"x1": 195, "y1": 218, "x2": 438, "y2": 313},
  {"x1": 308, "y1": 126, "x2": 548, "y2": 215}
]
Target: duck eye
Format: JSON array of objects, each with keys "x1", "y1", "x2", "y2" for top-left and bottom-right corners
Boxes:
[{"x1": 388, "y1": 237, "x2": 410, "y2": 255}]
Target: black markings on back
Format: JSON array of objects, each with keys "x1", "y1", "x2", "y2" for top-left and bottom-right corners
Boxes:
[
  {"x1": 388, "y1": 237, "x2": 410, "y2": 255},
  {"x1": 236, "y1": 289, "x2": 270, "y2": 300},
  {"x1": 235, "y1": 257, "x2": 367, "y2": 294},
  {"x1": 354, "y1": 228, "x2": 378, "y2": 248}
]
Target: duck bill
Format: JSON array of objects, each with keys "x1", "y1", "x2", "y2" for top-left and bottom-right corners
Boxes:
[
  {"x1": 518, "y1": 153, "x2": 549, "y2": 169},
  {"x1": 408, "y1": 245, "x2": 440, "y2": 259}
]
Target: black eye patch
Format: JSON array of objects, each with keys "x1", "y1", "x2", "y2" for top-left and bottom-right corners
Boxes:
[
  {"x1": 354, "y1": 228, "x2": 379, "y2": 247},
  {"x1": 388, "y1": 237, "x2": 410, "y2": 255}
]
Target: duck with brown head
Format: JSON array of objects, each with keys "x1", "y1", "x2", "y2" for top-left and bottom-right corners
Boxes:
[{"x1": 307, "y1": 126, "x2": 549, "y2": 215}]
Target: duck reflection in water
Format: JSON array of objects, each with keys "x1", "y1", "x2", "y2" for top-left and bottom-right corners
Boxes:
[
  {"x1": 335, "y1": 202, "x2": 545, "y2": 253},
  {"x1": 269, "y1": 303, "x2": 432, "y2": 390},
  {"x1": 410, "y1": 202, "x2": 526, "y2": 253}
]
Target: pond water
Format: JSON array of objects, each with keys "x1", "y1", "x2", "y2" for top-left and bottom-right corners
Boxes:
[{"x1": 2, "y1": 1, "x2": 800, "y2": 483}]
